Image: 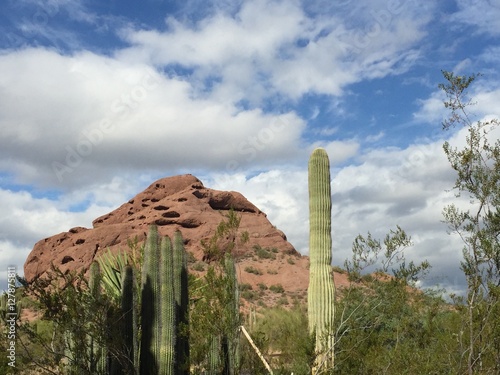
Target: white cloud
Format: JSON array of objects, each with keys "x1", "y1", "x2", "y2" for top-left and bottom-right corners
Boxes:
[
  {"x1": 449, "y1": 0, "x2": 500, "y2": 36},
  {"x1": 116, "y1": 0, "x2": 433, "y2": 101},
  {"x1": 414, "y1": 77, "x2": 500, "y2": 128},
  {"x1": 0, "y1": 240, "x2": 31, "y2": 292},
  {"x1": 0, "y1": 1, "x2": 439, "y2": 194},
  {"x1": 0, "y1": 47, "x2": 306, "y2": 189},
  {"x1": 414, "y1": 91, "x2": 449, "y2": 125}
]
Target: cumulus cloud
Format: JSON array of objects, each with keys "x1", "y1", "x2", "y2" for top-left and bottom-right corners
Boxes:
[
  {"x1": 117, "y1": 0, "x2": 433, "y2": 101},
  {"x1": 449, "y1": 0, "x2": 500, "y2": 36},
  {"x1": 0, "y1": 47, "x2": 306, "y2": 189},
  {"x1": 0, "y1": 0, "x2": 438, "y2": 193}
]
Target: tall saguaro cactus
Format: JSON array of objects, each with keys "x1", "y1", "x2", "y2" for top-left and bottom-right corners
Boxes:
[{"x1": 307, "y1": 147, "x2": 335, "y2": 372}]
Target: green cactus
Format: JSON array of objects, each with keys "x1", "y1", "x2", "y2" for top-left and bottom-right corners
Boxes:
[
  {"x1": 139, "y1": 225, "x2": 190, "y2": 375},
  {"x1": 208, "y1": 335, "x2": 221, "y2": 375},
  {"x1": 307, "y1": 147, "x2": 335, "y2": 372},
  {"x1": 173, "y1": 230, "x2": 190, "y2": 374},
  {"x1": 121, "y1": 265, "x2": 137, "y2": 375},
  {"x1": 162, "y1": 235, "x2": 177, "y2": 375},
  {"x1": 0, "y1": 292, "x2": 16, "y2": 321},
  {"x1": 140, "y1": 224, "x2": 163, "y2": 374}
]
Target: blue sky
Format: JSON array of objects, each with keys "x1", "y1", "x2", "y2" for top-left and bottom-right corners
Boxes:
[{"x1": 1, "y1": 0, "x2": 500, "y2": 294}]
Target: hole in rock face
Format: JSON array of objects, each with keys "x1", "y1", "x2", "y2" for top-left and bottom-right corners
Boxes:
[
  {"x1": 179, "y1": 219, "x2": 201, "y2": 228},
  {"x1": 151, "y1": 198, "x2": 160, "y2": 202},
  {"x1": 192, "y1": 190, "x2": 206, "y2": 199},
  {"x1": 177, "y1": 197, "x2": 188, "y2": 202},
  {"x1": 162, "y1": 211, "x2": 180, "y2": 218},
  {"x1": 153, "y1": 205, "x2": 169, "y2": 211},
  {"x1": 155, "y1": 218, "x2": 175, "y2": 226},
  {"x1": 61, "y1": 255, "x2": 74, "y2": 264},
  {"x1": 75, "y1": 239, "x2": 85, "y2": 245}
]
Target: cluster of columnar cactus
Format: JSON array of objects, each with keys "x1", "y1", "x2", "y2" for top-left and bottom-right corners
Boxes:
[
  {"x1": 139, "y1": 225, "x2": 189, "y2": 375},
  {"x1": 67, "y1": 226, "x2": 190, "y2": 375},
  {"x1": 63, "y1": 220, "x2": 246, "y2": 374},
  {"x1": 307, "y1": 147, "x2": 336, "y2": 372}
]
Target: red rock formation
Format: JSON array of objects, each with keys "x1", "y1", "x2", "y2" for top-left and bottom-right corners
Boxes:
[{"x1": 24, "y1": 174, "x2": 315, "y2": 302}]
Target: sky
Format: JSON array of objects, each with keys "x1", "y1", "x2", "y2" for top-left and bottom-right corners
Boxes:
[{"x1": 1, "y1": 0, "x2": 500, "y2": 295}]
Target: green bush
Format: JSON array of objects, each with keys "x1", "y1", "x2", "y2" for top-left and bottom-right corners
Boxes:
[
  {"x1": 244, "y1": 266, "x2": 263, "y2": 275},
  {"x1": 269, "y1": 284, "x2": 284, "y2": 294},
  {"x1": 257, "y1": 283, "x2": 268, "y2": 291},
  {"x1": 239, "y1": 283, "x2": 253, "y2": 291},
  {"x1": 241, "y1": 290, "x2": 258, "y2": 301},
  {"x1": 192, "y1": 261, "x2": 205, "y2": 272},
  {"x1": 241, "y1": 306, "x2": 313, "y2": 374},
  {"x1": 253, "y1": 245, "x2": 276, "y2": 260}
]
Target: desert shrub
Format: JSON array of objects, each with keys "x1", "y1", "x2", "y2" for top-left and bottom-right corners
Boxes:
[
  {"x1": 192, "y1": 261, "x2": 205, "y2": 272},
  {"x1": 239, "y1": 283, "x2": 253, "y2": 291},
  {"x1": 241, "y1": 290, "x2": 258, "y2": 301},
  {"x1": 244, "y1": 266, "x2": 263, "y2": 275},
  {"x1": 241, "y1": 306, "x2": 313, "y2": 375},
  {"x1": 269, "y1": 284, "x2": 284, "y2": 294},
  {"x1": 253, "y1": 245, "x2": 276, "y2": 260},
  {"x1": 257, "y1": 283, "x2": 268, "y2": 291}
]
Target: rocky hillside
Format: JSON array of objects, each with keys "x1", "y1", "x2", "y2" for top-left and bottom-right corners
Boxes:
[{"x1": 24, "y1": 174, "x2": 345, "y2": 307}]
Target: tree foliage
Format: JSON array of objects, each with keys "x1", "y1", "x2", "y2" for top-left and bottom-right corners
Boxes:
[
  {"x1": 345, "y1": 226, "x2": 430, "y2": 285},
  {"x1": 439, "y1": 70, "x2": 500, "y2": 374},
  {"x1": 189, "y1": 210, "x2": 246, "y2": 373}
]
